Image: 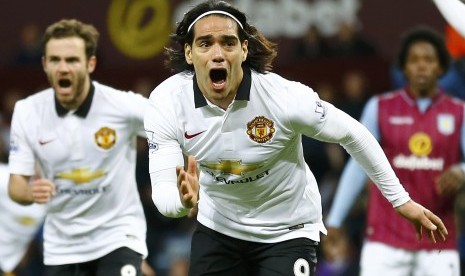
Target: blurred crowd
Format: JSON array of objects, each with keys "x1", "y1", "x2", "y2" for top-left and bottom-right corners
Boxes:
[{"x1": 1, "y1": 16, "x2": 465, "y2": 276}]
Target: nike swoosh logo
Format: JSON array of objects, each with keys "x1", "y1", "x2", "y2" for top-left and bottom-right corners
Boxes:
[
  {"x1": 38, "y1": 139, "x2": 55, "y2": 145},
  {"x1": 184, "y1": 130, "x2": 206, "y2": 139}
]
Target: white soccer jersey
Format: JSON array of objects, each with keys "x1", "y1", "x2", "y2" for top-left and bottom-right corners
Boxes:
[
  {"x1": 0, "y1": 163, "x2": 45, "y2": 272},
  {"x1": 145, "y1": 68, "x2": 410, "y2": 243},
  {"x1": 9, "y1": 81, "x2": 148, "y2": 265}
]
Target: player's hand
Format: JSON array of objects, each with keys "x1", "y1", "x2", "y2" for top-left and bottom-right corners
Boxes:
[
  {"x1": 435, "y1": 165, "x2": 465, "y2": 196},
  {"x1": 141, "y1": 259, "x2": 156, "y2": 276},
  {"x1": 322, "y1": 227, "x2": 349, "y2": 262},
  {"x1": 31, "y1": 178, "x2": 56, "y2": 204},
  {"x1": 188, "y1": 203, "x2": 199, "y2": 218},
  {"x1": 324, "y1": 227, "x2": 344, "y2": 245},
  {"x1": 176, "y1": 155, "x2": 199, "y2": 209},
  {"x1": 395, "y1": 200, "x2": 448, "y2": 243}
]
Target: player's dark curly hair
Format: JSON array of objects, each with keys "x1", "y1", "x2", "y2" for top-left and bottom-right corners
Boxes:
[
  {"x1": 165, "y1": 0, "x2": 277, "y2": 74},
  {"x1": 396, "y1": 26, "x2": 450, "y2": 72},
  {"x1": 42, "y1": 19, "x2": 99, "y2": 60}
]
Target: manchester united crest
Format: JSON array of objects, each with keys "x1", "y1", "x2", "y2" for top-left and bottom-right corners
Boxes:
[
  {"x1": 246, "y1": 116, "x2": 275, "y2": 143},
  {"x1": 95, "y1": 127, "x2": 117, "y2": 149}
]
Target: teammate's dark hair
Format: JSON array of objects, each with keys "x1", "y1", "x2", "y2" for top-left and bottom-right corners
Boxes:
[
  {"x1": 165, "y1": 0, "x2": 277, "y2": 73},
  {"x1": 396, "y1": 26, "x2": 450, "y2": 72}
]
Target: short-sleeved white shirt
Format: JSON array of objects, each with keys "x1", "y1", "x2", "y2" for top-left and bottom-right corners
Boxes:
[
  {"x1": 0, "y1": 163, "x2": 45, "y2": 272},
  {"x1": 9, "y1": 81, "x2": 148, "y2": 265},
  {"x1": 146, "y1": 69, "x2": 331, "y2": 243}
]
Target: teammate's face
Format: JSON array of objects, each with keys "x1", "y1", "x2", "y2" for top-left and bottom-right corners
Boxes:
[
  {"x1": 403, "y1": 41, "x2": 443, "y2": 98},
  {"x1": 185, "y1": 15, "x2": 248, "y2": 110},
  {"x1": 42, "y1": 37, "x2": 96, "y2": 110}
]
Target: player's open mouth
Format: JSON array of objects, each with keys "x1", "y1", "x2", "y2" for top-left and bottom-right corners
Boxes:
[
  {"x1": 58, "y1": 79, "x2": 72, "y2": 88},
  {"x1": 210, "y1": 69, "x2": 227, "y2": 89}
]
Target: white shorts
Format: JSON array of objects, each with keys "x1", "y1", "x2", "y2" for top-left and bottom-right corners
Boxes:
[{"x1": 360, "y1": 241, "x2": 460, "y2": 276}]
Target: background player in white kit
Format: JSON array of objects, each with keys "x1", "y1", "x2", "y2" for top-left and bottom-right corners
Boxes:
[
  {"x1": 0, "y1": 136, "x2": 45, "y2": 275},
  {"x1": 144, "y1": 1, "x2": 448, "y2": 275},
  {"x1": 8, "y1": 19, "x2": 153, "y2": 276}
]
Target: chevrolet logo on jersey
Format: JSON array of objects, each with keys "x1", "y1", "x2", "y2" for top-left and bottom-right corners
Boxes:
[
  {"x1": 201, "y1": 160, "x2": 259, "y2": 176},
  {"x1": 56, "y1": 168, "x2": 106, "y2": 184},
  {"x1": 16, "y1": 216, "x2": 38, "y2": 226}
]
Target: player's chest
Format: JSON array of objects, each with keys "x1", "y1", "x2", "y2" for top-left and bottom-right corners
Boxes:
[
  {"x1": 381, "y1": 111, "x2": 458, "y2": 141},
  {"x1": 33, "y1": 116, "x2": 129, "y2": 163},
  {"x1": 180, "y1": 108, "x2": 292, "y2": 163}
]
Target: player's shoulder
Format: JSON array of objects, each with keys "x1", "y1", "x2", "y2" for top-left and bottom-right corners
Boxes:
[
  {"x1": 377, "y1": 89, "x2": 403, "y2": 100},
  {"x1": 93, "y1": 81, "x2": 138, "y2": 98},
  {"x1": 93, "y1": 81, "x2": 147, "y2": 105},
  {"x1": 18, "y1": 87, "x2": 54, "y2": 104},
  {"x1": 149, "y1": 72, "x2": 193, "y2": 101},
  {"x1": 252, "y1": 70, "x2": 290, "y2": 86},
  {"x1": 13, "y1": 88, "x2": 54, "y2": 117},
  {"x1": 252, "y1": 70, "x2": 312, "y2": 96},
  {"x1": 441, "y1": 91, "x2": 465, "y2": 106}
]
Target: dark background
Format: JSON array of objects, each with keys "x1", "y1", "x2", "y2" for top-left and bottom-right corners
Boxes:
[{"x1": 0, "y1": 0, "x2": 446, "y2": 96}]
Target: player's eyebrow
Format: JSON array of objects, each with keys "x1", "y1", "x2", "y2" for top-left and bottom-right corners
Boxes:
[{"x1": 194, "y1": 34, "x2": 239, "y2": 43}]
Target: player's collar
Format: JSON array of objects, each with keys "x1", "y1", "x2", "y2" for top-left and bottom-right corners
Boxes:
[
  {"x1": 403, "y1": 85, "x2": 445, "y2": 103},
  {"x1": 193, "y1": 66, "x2": 252, "y2": 108},
  {"x1": 55, "y1": 82, "x2": 95, "y2": 118}
]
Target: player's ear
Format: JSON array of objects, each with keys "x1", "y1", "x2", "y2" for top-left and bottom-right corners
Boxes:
[
  {"x1": 185, "y1": 43, "x2": 193, "y2": 65},
  {"x1": 242, "y1": 40, "x2": 248, "y2": 62},
  {"x1": 87, "y1": 56, "x2": 97, "y2": 73}
]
